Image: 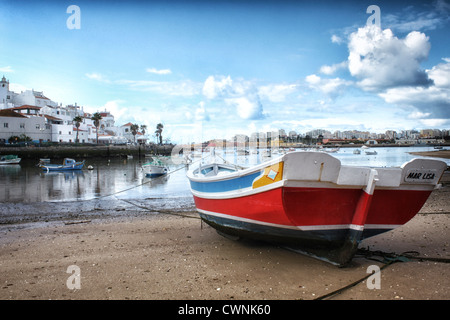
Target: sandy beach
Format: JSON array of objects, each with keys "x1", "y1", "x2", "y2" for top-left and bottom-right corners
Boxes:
[
  {"x1": 1, "y1": 148, "x2": 450, "y2": 302},
  {"x1": 1, "y1": 179, "x2": 449, "y2": 302}
]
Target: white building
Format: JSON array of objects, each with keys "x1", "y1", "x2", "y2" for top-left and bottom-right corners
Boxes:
[
  {"x1": 0, "y1": 76, "x2": 126, "y2": 144},
  {"x1": 0, "y1": 76, "x2": 16, "y2": 109},
  {"x1": 0, "y1": 109, "x2": 51, "y2": 144}
]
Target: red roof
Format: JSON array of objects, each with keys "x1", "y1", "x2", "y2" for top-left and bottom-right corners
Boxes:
[
  {"x1": 12, "y1": 105, "x2": 42, "y2": 110},
  {"x1": 44, "y1": 115, "x2": 62, "y2": 121},
  {"x1": 0, "y1": 109, "x2": 28, "y2": 118}
]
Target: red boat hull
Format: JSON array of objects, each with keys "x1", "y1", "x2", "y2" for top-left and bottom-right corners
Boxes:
[
  {"x1": 187, "y1": 152, "x2": 446, "y2": 266},
  {"x1": 193, "y1": 186, "x2": 433, "y2": 265},
  {"x1": 194, "y1": 186, "x2": 432, "y2": 237}
]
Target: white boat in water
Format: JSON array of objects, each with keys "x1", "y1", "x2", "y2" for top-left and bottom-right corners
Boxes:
[
  {"x1": 0, "y1": 155, "x2": 21, "y2": 165},
  {"x1": 142, "y1": 159, "x2": 168, "y2": 178}
]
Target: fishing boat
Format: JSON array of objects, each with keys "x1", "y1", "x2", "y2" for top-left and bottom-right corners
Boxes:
[
  {"x1": 142, "y1": 159, "x2": 168, "y2": 178},
  {"x1": 365, "y1": 150, "x2": 378, "y2": 155},
  {"x1": 40, "y1": 158, "x2": 85, "y2": 171},
  {"x1": 186, "y1": 151, "x2": 447, "y2": 266},
  {"x1": 0, "y1": 155, "x2": 21, "y2": 165}
]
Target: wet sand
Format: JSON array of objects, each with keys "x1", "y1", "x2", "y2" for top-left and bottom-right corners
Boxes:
[
  {"x1": 1, "y1": 186, "x2": 449, "y2": 301},
  {"x1": 409, "y1": 149, "x2": 450, "y2": 159}
]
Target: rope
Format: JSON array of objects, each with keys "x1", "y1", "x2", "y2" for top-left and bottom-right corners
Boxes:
[
  {"x1": 314, "y1": 247, "x2": 450, "y2": 300},
  {"x1": 314, "y1": 260, "x2": 396, "y2": 300},
  {"x1": 89, "y1": 154, "x2": 209, "y2": 201},
  {"x1": 116, "y1": 197, "x2": 200, "y2": 220},
  {"x1": 81, "y1": 154, "x2": 211, "y2": 219}
]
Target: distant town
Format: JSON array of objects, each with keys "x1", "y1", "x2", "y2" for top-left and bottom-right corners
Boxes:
[{"x1": 1, "y1": 75, "x2": 449, "y2": 147}]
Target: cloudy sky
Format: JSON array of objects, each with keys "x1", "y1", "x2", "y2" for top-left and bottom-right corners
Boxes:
[{"x1": 1, "y1": 0, "x2": 449, "y2": 143}]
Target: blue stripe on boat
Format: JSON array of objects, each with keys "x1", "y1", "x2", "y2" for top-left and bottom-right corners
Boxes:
[{"x1": 189, "y1": 171, "x2": 261, "y2": 193}]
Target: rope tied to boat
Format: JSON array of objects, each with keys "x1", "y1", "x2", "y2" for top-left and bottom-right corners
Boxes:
[{"x1": 314, "y1": 247, "x2": 450, "y2": 300}]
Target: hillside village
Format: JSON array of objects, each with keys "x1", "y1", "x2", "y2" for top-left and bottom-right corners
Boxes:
[{"x1": 0, "y1": 76, "x2": 149, "y2": 145}]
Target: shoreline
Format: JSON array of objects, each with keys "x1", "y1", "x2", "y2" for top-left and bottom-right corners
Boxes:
[
  {"x1": 409, "y1": 150, "x2": 450, "y2": 159},
  {"x1": 1, "y1": 186, "x2": 449, "y2": 300}
]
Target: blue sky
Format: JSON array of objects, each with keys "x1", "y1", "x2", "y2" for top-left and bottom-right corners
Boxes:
[{"x1": 1, "y1": 0, "x2": 449, "y2": 143}]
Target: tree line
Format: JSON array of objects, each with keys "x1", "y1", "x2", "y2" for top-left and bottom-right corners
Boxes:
[{"x1": 73, "y1": 113, "x2": 164, "y2": 145}]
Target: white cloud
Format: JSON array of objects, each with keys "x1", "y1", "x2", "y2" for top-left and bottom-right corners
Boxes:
[
  {"x1": 85, "y1": 73, "x2": 110, "y2": 83},
  {"x1": 378, "y1": 58, "x2": 450, "y2": 119},
  {"x1": 408, "y1": 111, "x2": 431, "y2": 119},
  {"x1": 419, "y1": 118, "x2": 449, "y2": 127},
  {"x1": 258, "y1": 83, "x2": 297, "y2": 102},
  {"x1": 348, "y1": 25, "x2": 432, "y2": 91},
  {"x1": 0, "y1": 66, "x2": 14, "y2": 73},
  {"x1": 120, "y1": 79, "x2": 200, "y2": 96},
  {"x1": 202, "y1": 75, "x2": 233, "y2": 99},
  {"x1": 146, "y1": 68, "x2": 172, "y2": 75},
  {"x1": 331, "y1": 34, "x2": 343, "y2": 45},
  {"x1": 305, "y1": 74, "x2": 351, "y2": 98},
  {"x1": 195, "y1": 101, "x2": 210, "y2": 121},
  {"x1": 427, "y1": 58, "x2": 450, "y2": 88},
  {"x1": 319, "y1": 61, "x2": 347, "y2": 75},
  {"x1": 225, "y1": 95, "x2": 264, "y2": 120},
  {"x1": 202, "y1": 75, "x2": 265, "y2": 120},
  {"x1": 383, "y1": 2, "x2": 450, "y2": 33}
]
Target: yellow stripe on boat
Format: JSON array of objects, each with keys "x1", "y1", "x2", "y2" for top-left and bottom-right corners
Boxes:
[{"x1": 252, "y1": 162, "x2": 284, "y2": 189}]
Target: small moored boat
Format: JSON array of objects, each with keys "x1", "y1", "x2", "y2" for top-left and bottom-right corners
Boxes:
[
  {"x1": 0, "y1": 155, "x2": 21, "y2": 165},
  {"x1": 40, "y1": 158, "x2": 85, "y2": 171},
  {"x1": 186, "y1": 151, "x2": 446, "y2": 266},
  {"x1": 142, "y1": 159, "x2": 168, "y2": 178}
]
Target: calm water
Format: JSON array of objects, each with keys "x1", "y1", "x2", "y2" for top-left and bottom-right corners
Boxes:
[{"x1": 1, "y1": 146, "x2": 449, "y2": 204}]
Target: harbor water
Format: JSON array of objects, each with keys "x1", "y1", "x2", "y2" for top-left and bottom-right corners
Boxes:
[{"x1": 1, "y1": 146, "x2": 449, "y2": 226}]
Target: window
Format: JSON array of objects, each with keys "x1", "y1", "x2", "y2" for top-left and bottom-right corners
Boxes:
[
  {"x1": 3, "y1": 123, "x2": 8, "y2": 128},
  {"x1": 36, "y1": 124, "x2": 40, "y2": 130},
  {"x1": 20, "y1": 123, "x2": 25, "y2": 129}
]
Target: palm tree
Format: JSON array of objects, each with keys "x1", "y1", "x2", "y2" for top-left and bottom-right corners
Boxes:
[
  {"x1": 140, "y1": 125, "x2": 147, "y2": 145},
  {"x1": 91, "y1": 112, "x2": 103, "y2": 144},
  {"x1": 155, "y1": 123, "x2": 163, "y2": 145},
  {"x1": 73, "y1": 116, "x2": 83, "y2": 143},
  {"x1": 130, "y1": 123, "x2": 139, "y2": 143}
]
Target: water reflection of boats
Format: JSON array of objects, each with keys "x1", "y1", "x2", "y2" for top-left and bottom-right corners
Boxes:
[
  {"x1": 143, "y1": 173, "x2": 170, "y2": 187},
  {"x1": 0, "y1": 154, "x2": 21, "y2": 165},
  {"x1": 41, "y1": 169, "x2": 85, "y2": 179},
  {"x1": 39, "y1": 158, "x2": 85, "y2": 171},
  {"x1": 186, "y1": 151, "x2": 447, "y2": 266},
  {"x1": 365, "y1": 150, "x2": 378, "y2": 155}
]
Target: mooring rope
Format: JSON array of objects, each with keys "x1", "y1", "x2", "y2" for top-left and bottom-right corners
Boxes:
[
  {"x1": 83, "y1": 154, "x2": 211, "y2": 219},
  {"x1": 314, "y1": 247, "x2": 450, "y2": 300},
  {"x1": 86, "y1": 154, "x2": 209, "y2": 201}
]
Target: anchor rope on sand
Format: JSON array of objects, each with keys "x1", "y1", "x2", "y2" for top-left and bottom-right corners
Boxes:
[{"x1": 314, "y1": 247, "x2": 450, "y2": 300}]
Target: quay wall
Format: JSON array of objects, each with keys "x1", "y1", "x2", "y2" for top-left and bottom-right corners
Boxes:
[{"x1": 0, "y1": 144, "x2": 174, "y2": 160}]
